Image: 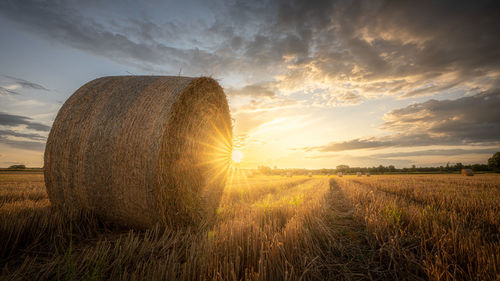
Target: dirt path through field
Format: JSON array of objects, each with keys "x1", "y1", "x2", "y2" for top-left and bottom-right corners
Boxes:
[{"x1": 323, "y1": 178, "x2": 396, "y2": 280}]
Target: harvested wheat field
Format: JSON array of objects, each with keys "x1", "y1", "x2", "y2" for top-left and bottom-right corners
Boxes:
[
  {"x1": 3, "y1": 1, "x2": 500, "y2": 280},
  {"x1": 1, "y1": 172, "x2": 499, "y2": 281}
]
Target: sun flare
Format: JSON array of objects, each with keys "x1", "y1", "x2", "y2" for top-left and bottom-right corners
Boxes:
[{"x1": 231, "y1": 150, "x2": 243, "y2": 163}]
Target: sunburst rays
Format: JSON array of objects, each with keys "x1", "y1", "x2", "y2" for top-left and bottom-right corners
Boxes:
[{"x1": 173, "y1": 117, "x2": 252, "y2": 190}]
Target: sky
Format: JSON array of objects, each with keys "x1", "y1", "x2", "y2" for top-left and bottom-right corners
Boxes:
[{"x1": 0, "y1": 0, "x2": 499, "y2": 169}]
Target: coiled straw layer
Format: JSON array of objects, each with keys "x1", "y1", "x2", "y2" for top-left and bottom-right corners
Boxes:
[{"x1": 44, "y1": 76, "x2": 232, "y2": 228}]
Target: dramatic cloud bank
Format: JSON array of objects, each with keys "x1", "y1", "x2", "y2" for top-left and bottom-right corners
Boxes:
[
  {"x1": 1, "y1": 0, "x2": 498, "y2": 103},
  {"x1": 0, "y1": 112, "x2": 50, "y2": 132},
  {"x1": 0, "y1": 112, "x2": 49, "y2": 150},
  {"x1": 306, "y1": 89, "x2": 500, "y2": 151},
  {"x1": 1, "y1": 0, "x2": 499, "y2": 166}
]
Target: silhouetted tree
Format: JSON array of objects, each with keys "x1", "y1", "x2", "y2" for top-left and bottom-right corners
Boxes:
[
  {"x1": 8, "y1": 164, "x2": 26, "y2": 169},
  {"x1": 258, "y1": 165, "x2": 272, "y2": 175},
  {"x1": 488, "y1": 152, "x2": 500, "y2": 171},
  {"x1": 377, "y1": 165, "x2": 385, "y2": 173},
  {"x1": 336, "y1": 165, "x2": 349, "y2": 173}
]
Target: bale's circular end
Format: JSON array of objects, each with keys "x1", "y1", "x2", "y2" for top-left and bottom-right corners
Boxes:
[
  {"x1": 157, "y1": 78, "x2": 232, "y2": 227},
  {"x1": 44, "y1": 76, "x2": 232, "y2": 228}
]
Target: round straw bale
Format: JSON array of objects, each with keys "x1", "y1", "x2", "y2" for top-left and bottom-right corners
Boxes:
[
  {"x1": 44, "y1": 76, "x2": 232, "y2": 228},
  {"x1": 461, "y1": 168, "x2": 474, "y2": 176}
]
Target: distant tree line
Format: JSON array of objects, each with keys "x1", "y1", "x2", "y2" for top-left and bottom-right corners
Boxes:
[
  {"x1": 257, "y1": 152, "x2": 500, "y2": 175},
  {"x1": 7, "y1": 164, "x2": 26, "y2": 169}
]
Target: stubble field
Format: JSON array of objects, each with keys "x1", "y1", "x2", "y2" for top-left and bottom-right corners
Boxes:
[{"x1": 0, "y1": 172, "x2": 499, "y2": 280}]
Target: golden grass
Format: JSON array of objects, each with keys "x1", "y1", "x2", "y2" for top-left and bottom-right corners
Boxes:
[
  {"x1": 1, "y1": 172, "x2": 499, "y2": 280},
  {"x1": 334, "y1": 174, "x2": 500, "y2": 281}
]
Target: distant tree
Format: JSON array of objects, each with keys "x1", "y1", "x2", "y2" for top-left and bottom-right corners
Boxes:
[
  {"x1": 336, "y1": 165, "x2": 349, "y2": 172},
  {"x1": 388, "y1": 165, "x2": 396, "y2": 172},
  {"x1": 455, "y1": 163, "x2": 463, "y2": 170},
  {"x1": 258, "y1": 165, "x2": 272, "y2": 175},
  {"x1": 8, "y1": 164, "x2": 26, "y2": 169},
  {"x1": 488, "y1": 152, "x2": 500, "y2": 171},
  {"x1": 471, "y1": 164, "x2": 489, "y2": 171},
  {"x1": 377, "y1": 165, "x2": 385, "y2": 173}
]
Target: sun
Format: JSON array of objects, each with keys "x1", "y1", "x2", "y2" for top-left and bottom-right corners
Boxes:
[{"x1": 231, "y1": 150, "x2": 243, "y2": 163}]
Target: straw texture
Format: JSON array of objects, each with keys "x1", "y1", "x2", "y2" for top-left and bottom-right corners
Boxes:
[{"x1": 44, "y1": 76, "x2": 232, "y2": 228}]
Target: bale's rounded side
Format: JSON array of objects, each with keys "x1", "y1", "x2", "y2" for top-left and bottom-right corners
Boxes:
[{"x1": 44, "y1": 76, "x2": 232, "y2": 228}]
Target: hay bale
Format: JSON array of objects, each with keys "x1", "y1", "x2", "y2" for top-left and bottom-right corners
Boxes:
[
  {"x1": 366, "y1": 172, "x2": 371, "y2": 177},
  {"x1": 44, "y1": 76, "x2": 232, "y2": 228},
  {"x1": 461, "y1": 169, "x2": 474, "y2": 176},
  {"x1": 337, "y1": 172, "x2": 343, "y2": 177},
  {"x1": 357, "y1": 172, "x2": 362, "y2": 177}
]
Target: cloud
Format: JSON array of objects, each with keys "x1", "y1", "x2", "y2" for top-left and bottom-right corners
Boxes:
[
  {"x1": 2, "y1": 75, "x2": 49, "y2": 91},
  {"x1": 272, "y1": 0, "x2": 500, "y2": 101},
  {"x1": 0, "y1": 137, "x2": 45, "y2": 151},
  {"x1": 232, "y1": 98, "x2": 299, "y2": 114},
  {"x1": 0, "y1": 129, "x2": 46, "y2": 141},
  {"x1": 224, "y1": 0, "x2": 500, "y2": 108},
  {"x1": 0, "y1": 86, "x2": 21, "y2": 96},
  {"x1": 304, "y1": 89, "x2": 500, "y2": 152},
  {"x1": 383, "y1": 89, "x2": 500, "y2": 143},
  {"x1": 312, "y1": 90, "x2": 364, "y2": 107},
  {"x1": 373, "y1": 148, "x2": 500, "y2": 158},
  {"x1": 1, "y1": 0, "x2": 498, "y2": 106},
  {"x1": 0, "y1": 112, "x2": 51, "y2": 131},
  {"x1": 306, "y1": 138, "x2": 390, "y2": 152},
  {"x1": 232, "y1": 133, "x2": 266, "y2": 149},
  {"x1": 0, "y1": 130, "x2": 46, "y2": 151},
  {"x1": 227, "y1": 82, "x2": 276, "y2": 98},
  {"x1": 0, "y1": 113, "x2": 48, "y2": 151},
  {"x1": 303, "y1": 153, "x2": 413, "y2": 167},
  {"x1": 0, "y1": 0, "x2": 227, "y2": 75}
]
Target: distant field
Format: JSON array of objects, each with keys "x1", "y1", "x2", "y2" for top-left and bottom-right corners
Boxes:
[{"x1": 0, "y1": 173, "x2": 498, "y2": 280}]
